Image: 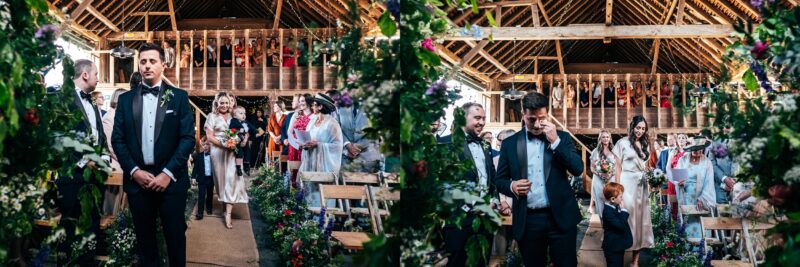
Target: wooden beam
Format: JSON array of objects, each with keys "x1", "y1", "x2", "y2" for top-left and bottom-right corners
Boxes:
[
  {"x1": 522, "y1": 56, "x2": 559, "y2": 60},
  {"x1": 536, "y1": 0, "x2": 553, "y2": 26},
  {"x1": 675, "y1": 0, "x2": 686, "y2": 24},
  {"x1": 131, "y1": 11, "x2": 171, "y2": 16},
  {"x1": 75, "y1": 0, "x2": 120, "y2": 32},
  {"x1": 605, "y1": 0, "x2": 613, "y2": 26},
  {"x1": 47, "y1": 1, "x2": 101, "y2": 42},
  {"x1": 460, "y1": 40, "x2": 489, "y2": 67},
  {"x1": 651, "y1": 39, "x2": 661, "y2": 74},
  {"x1": 555, "y1": 40, "x2": 565, "y2": 75},
  {"x1": 273, "y1": 0, "x2": 283, "y2": 29},
  {"x1": 478, "y1": 0, "x2": 531, "y2": 8},
  {"x1": 168, "y1": 0, "x2": 178, "y2": 32},
  {"x1": 531, "y1": 1, "x2": 541, "y2": 27},
  {"x1": 436, "y1": 44, "x2": 492, "y2": 83},
  {"x1": 70, "y1": 0, "x2": 93, "y2": 19},
  {"x1": 443, "y1": 24, "x2": 734, "y2": 40}
]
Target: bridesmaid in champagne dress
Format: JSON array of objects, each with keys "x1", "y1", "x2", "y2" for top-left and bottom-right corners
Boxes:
[
  {"x1": 286, "y1": 93, "x2": 313, "y2": 187},
  {"x1": 590, "y1": 129, "x2": 618, "y2": 216},
  {"x1": 613, "y1": 115, "x2": 654, "y2": 266},
  {"x1": 204, "y1": 92, "x2": 248, "y2": 229}
]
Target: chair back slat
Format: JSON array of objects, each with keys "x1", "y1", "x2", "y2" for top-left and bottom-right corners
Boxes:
[
  {"x1": 320, "y1": 184, "x2": 368, "y2": 202},
  {"x1": 343, "y1": 172, "x2": 380, "y2": 185},
  {"x1": 701, "y1": 217, "x2": 743, "y2": 231},
  {"x1": 371, "y1": 187, "x2": 400, "y2": 201},
  {"x1": 299, "y1": 171, "x2": 337, "y2": 183},
  {"x1": 383, "y1": 173, "x2": 399, "y2": 185}
]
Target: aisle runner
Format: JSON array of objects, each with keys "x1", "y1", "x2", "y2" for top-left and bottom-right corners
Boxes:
[
  {"x1": 186, "y1": 196, "x2": 259, "y2": 267},
  {"x1": 577, "y1": 214, "x2": 633, "y2": 267}
]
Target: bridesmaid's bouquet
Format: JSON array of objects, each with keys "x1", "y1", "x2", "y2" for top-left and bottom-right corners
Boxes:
[
  {"x1": 595, "y1": 158, "x2": 615, "y2": 182},
  {"x1": 645, "y1": 168, "x2": 666, "y2": 187},
  {"x1": 224, "y1": 128, "x2": 241, "y2": 153}
]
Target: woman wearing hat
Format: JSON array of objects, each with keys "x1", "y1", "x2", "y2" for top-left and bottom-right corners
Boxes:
[
  {"x1": 674, "y1": 137, "x2": 717, "y2": 240},
  {"x1": 299, "y1": 93, "x2": 343, "y2": 206}
]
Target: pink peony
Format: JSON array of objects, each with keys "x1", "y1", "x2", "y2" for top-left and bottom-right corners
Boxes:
[
  {"x1": 768, "y1": 184, "x2": 791, "y2": 206},
  {"x1": 751, "y1": 41, "x2": 768, "y2": 59},
  {"x1": 421, "y1": 38, "x2": 436, "y2": 52}
]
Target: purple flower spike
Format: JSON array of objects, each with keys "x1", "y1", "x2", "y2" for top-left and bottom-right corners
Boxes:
[{"x1": 425, "y1": 79, "x2": 448, "y2": 96}]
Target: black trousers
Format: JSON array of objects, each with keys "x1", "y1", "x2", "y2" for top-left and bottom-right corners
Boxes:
[
  {"x1": 128, "y1": 188, "x2": 187, "y2": 267},
  {"x1": 518, "y1": 208, "x2": 578, "y2": 267},
  {"x1": 56, "y1": 182, "x2": 103, "y2": 266},
  {"x1": 197, "y1": 177, "x2": 214, "y2": 215},
  {"x1": 604, "y1": 249, "x2": 625, "y2": 267},
  {"x1": 443, "y1": 215, "x2": 492, "y2": 267}
]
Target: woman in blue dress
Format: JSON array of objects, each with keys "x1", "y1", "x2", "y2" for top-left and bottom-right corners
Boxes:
[{"x1": 675, "y1": 138, "x2": 717, "y2": 240}]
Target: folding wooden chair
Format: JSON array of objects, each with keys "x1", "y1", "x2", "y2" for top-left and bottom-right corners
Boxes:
[
  {"x1": 271, "y1": 151, "x2": 282, "y2": 172},
  {"x1": 382, "y1": 172, "x2": 399, "y2": 187},
  {"x1": 342, "y1": 172, "x2": 381, "y2": 216},
  {"x1": 100, "y1": 172, "x2": 126, "y2": 230},
  {"x1": 299, "y1": 171, "x2": 338, "y2": 215},
  {"x1": 701, "y1": 217, "x2": 757, "y2": 267},
  {"x1": 367, "y1": 186, "x2": 400, "y2": 234},
  {"x1": 320, "y1": 184, "x2": 375, "y2": 250}
]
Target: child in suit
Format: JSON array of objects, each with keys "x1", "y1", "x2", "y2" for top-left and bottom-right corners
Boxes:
[
  {"x1": 229, "y1": 106, "x2": 251, "y2": 176},
  {"x1": 602, "y1": 182, "x2": 633, "y2": 267},
  {"x1": 191, "y1": 137, "x2": 214, "y2": 220}
]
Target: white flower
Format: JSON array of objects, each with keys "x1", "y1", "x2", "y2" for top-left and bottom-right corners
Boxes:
[
  {"x1": 763, "y1": 115, "x2": 780, "y2": 130},
  {"x1": 13, "y1": 202, "x2": 21, "y2": 211},
  {"x1": 0, "y1": 195, "x2": 8, "y2": 203},
  {"x1": 38, "y1": 208, "x2": 45, "y2": 216},
  {"x1": 777, "y1": 95, "x2": 797, "y2": 112},
  {"x1": 783, "y1": 166, "x2": 800, "y2": 184}
]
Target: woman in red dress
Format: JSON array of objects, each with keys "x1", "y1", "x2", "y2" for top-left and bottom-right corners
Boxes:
[
  {"x1": 266, "y1": 102, "x2": 286, "y2": 164},
  {"x1": 666, "y1": 133, "x2": 688, "y2": 219},
  {"x1": 282, "y1": 39, "x2": 297, "y2": 67},
  {"x1": 286, "y1": 93, "x2": 313, "y2": 187}
]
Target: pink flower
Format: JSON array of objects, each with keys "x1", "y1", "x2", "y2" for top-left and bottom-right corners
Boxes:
[
  {"x1": 421, "y1": 38, "x2": 436, "y2": 52},
  {"x1": 751, "y1": 41, "x2": 768, "y2": 59},
  {"x1": 768, "y1": 184, "x2": 791, "y2": 206},
  {"x1": 283, "y1": 209, "x2": 294, "y2": 216},
  {"x1": 666, "y1": 241, "x2": 674, "y2": 248}
]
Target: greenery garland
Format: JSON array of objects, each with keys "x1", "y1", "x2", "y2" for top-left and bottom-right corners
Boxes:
[{"x1": 712, "y1": 2, "x2": 800, "y2": 266}]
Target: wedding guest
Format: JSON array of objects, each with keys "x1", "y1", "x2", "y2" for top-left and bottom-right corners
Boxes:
[
  {"x1": 191, "y1": 137, "x2": 214, "y2": 220},
  {"x1": 282, "y1": 38, "x2": 297, "y2": 67},
  {"x1": 431, "y1": 119, "x2": 442, "y2": 139},
  {"x1": 193, "y1": 40, "x2": 205, "y2": 67},
  {"x1": 675, "y1": 138, "x2": 716, "y2": 240},
  {"x1": 268, "y1": 38, "x2": 279, "y2": 66},
  {"x1": 220, "y1": 38, "x2": 233, "y2": 67},
  {"x1": 440, "y1": 102, "x2": 498, "y2": 267},
  {"x1": 57, "y1": 59, "x2": 109, "y2": 265},
  {"x1": 616, "y1": 83, "x2": 627, "y2": 107},
  {"x1": 660, "y1": 83, "x2": 672, "y2": 108},
  {"x1": 180, "y1": 43, "x2": 191, "y2": 68},
  {"x1": 286, "y1": 94, "x2": 313, "y2": 187},
  {"x1": 712, "y1": 126, "x2": 736, "y2": 204},
  {"x1": 230, "y1": 106, "x2": 253, "y2": 176},
  {"x1": 249, "y1": 109, "x2": 268, "y2": 169},
  {"x1": 206, "y1": 39, "x2": 216, "y2": 65},
  {"x1": 480, "y1": 131, "x2": 500, "y2": 158},
  {"x1": 163, "y1": 41, "x2": 175, "y2": 68},
  {"x1": 552, "y1": 82, "x2": 563, "y2": 109},
  {"x1": 328, "y1": 90, "x2": 381, "y2": 172},
  {"x1": 493, "y1": 92, "x2": 584, "y2": 267},
  {"x1": 593, "y1": 83, "x2": 602, "y2": 106},
  {"x1": 111, "y1": 44, "x2": 195, "y2": 266},
  {"x1": 591, "y1": 129, "x2": 618, "y2": 216},
  {"x1": 604, "y1": 85, "x2": 616, "y2": 107},
  {"x1": 280, "y1": 95, "x2": 300, "y2": 176},
  {"x1": 633, "y1": 82, "x2": 644, "y2": 107},
  {"x1": 602, "y1": 182, "x2": 633, "y2": 267},
  {"x1": 666, "y1": 134, "x2": 689, "y2": 218},
  {"x1": 580, "y1": 82, "x2": 590, "y2": 107},
  {"x1": 92, "y1": 91, "x2": 107, "y2": 117},
  {"x1": 204, "y1": 92, "x2": 248, "y2": 229},
  {"x1": 298, "y1": 93, "x2": 343, "y2": 206},
  {"x1": 565, "y1": 83, "x2": 576, "y2": 108},
  {"x1": 612, "y1": 115, "x2": 654, "y2": 266},
  {"x1": 494, "y1": 129, "x2": 516, "y2": 168}
]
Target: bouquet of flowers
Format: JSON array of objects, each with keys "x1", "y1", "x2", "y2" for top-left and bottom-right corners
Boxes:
[
  {"x1": 595, "y1": 158, "x2": 615, "y2": 182},
  {"x1": 646, "y1": 168, "x2": 667, "y2": 188},
  {"x1": 223, "y1": 128, "x2": 241, "y2": 153}
]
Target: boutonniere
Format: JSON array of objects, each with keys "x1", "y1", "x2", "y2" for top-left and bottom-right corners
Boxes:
[
  {"x1": 160, "y1": 89, "x2": 174, "y2": 107},
  {"x1": 481, "y1": 141, "x2": 490, "y2": 152}
]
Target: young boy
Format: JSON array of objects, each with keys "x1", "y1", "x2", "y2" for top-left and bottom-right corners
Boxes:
[
  {"x1": 602, "y1": 182, "x2": 633, "y2": 267},
  {"x1": 191, "y1": 137, "x2": 214, "y2": 220},
  {"x1": 229, "y1": 106, "x2": 251, "y2": 176}
]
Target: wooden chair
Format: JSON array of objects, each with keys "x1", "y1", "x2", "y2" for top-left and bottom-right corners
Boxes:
[
  {"x1": 367, "y1": 186, "x2": 400, "y2": 234},
  {"x1": 299, "y1": 171, "x2": 338, "y2": 215},
  {"x1": 343, "y1": 172, "x2": 381, "y2": 216},
  {"x1": 271, "y1": 151, "x2": 282, "y2": 172},
  {"x1": 100, "y1": 172, "x2": 126, "y2": 230},
  {"x1": 321, "y1": 184, "x2": 375, "y2": 250},
  {"x1": 382, "y1": 172, "x2": 399, "y2": 187},
  {"x1": 701, "y1": 217, "x2": 757, "y2": 267}
]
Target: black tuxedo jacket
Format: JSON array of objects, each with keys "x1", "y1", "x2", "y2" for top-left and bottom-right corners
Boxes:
[
  {"x1": 56, "y1": 89, "x2": 109, "y2": 184},
  {"x1": 438, "y1": 135, "x2": 498, "y2": 202},
  {"x1": 191, "y1": 152, "x2": 213, "y2": 185},
  {"x1": 111, "y1": 83, "x2": 195, "y2": 194},
  {"x1": 493, "y1": 130, "x2": 584, "y2": 240},
  {"x1": 601, "y1": 204, "x2": 633, "y2": 252}
]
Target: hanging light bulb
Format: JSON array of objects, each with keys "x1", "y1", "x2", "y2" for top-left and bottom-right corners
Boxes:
[
  {"x1": 112, "y1": 2, "x2": 134, "y2": 59},
  {"x1": 502, "y1": 39, "x2": 524, "y2": 101}
]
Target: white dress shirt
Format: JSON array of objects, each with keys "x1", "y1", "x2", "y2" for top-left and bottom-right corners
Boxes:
[
  {"x1": 75, "y1": 87, "x2": 99, "y2": 145},
  {"x1": 130, "y1": 81, "x2": 175, "y2": 181},
  {"x1": 467, "y1": 142, "x2": 489, "y2": 193},
  {"x1": 516, "y1": 129, "x2": 561, "y2": 209},
  {"x1": 203, "y1": 153, "x2": 212, "y2": 176}
]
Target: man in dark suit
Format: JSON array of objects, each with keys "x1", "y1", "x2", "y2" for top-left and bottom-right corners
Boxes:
[
  {"x1": 191, "y1": 139, "x2": 214, "y2": 220},
  {"x1": 220, "y1": 38, "x2": 233, "y2": 67},
  {"x1": 439, "y1": 103, "x2": 501, "y2": 267},
  {"x1": 493, "y1": 92, "x2": 584, "y2": 267},
  {"x1": 112, "y1": 43, "x2": 195, "y2": 267},
  {"x1": 279, "y1": 95, "x2": 299, "y2": 175},
  {"x1": 56, "y1": 59, "x2": 110, "y2": 265}
]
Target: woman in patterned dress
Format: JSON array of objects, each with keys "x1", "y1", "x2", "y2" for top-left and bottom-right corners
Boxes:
[
  {"x1": 674, "y1": 138, "x2": 716, "y2": 241},
  {"x1": 286, "y1": 93, "x2": 313, "y2": 187}
]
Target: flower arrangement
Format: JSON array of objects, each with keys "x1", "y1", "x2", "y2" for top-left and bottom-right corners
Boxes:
[
  {"x1": 711, "y1": 143, "x2": 728, "y2": 159},
  {"x1": 223, "y1": 128, "x2": 241, "y2": 153},
  {"x1": 646, "y1": 168, "x2": 667, "y2": 188},
  {"x1": 105, "y1": 211, "x2": 137, "y2": 266},
  {"x1": 595, "y1": 158, "x2": 615, "y2": 182},
  {"x1": 649, "y1": 202, "x2": 712, "y2": 267}
]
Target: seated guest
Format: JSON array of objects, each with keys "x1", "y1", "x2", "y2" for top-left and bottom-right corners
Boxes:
[
  {"x1": 604, "y1": 85, "x2": 616, "y2": 107},
  {"x1": 675, "y1": 138, "x2": 716, "y2": 240},
  {"x1": 191, "y1": 137, "x2": 214, "y2": 220},
  {"x1": 602, "y1": 182, "x2": 633, "y2": 267}
]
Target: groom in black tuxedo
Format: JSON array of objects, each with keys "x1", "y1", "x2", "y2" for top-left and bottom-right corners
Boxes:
[
  {"x1": 493, "y1": 92, "x2": 584, "y2": 267},
  {"x1": 112, "y1": 43, "x2": 195, "y2": 267},
  {"x1": 439, "y1": 102, "x2": 499, "y2": 267}
]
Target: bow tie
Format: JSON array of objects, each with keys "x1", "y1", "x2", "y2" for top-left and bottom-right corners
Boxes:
[
  {"x1": 141, "y1": 85, "x2": 160, "y2": 96},
  {"x1": 466, "y1": 134, "x2": 483, "y2": 144},
  {"x1": 79, "y1": 91, "x2": 92, "y2": 101},
  {"x1": 527, "y1": 132, "x2": 547, "y2": 142}
]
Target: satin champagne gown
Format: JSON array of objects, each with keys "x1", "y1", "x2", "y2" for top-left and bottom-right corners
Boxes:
[
  {"x1": 612, "y1": 137, "x2": 654, "y2": 250},
  {"x1": 205, "y1": 113, "x2": 248, "y2": 204}
]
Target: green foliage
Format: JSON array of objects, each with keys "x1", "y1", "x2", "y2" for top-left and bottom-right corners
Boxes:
[{"x1": 649, "y1": 199, "x2": 709, "y2": 267}]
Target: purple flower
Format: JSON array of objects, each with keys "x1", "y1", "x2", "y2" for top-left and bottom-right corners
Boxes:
[
  {"x1": 35, "y1": 24, "x2": 60, "y2": 47},
  {"x1": 677, "y1": 222, "x2": 686, "y2": 236},
  {"x1": 704, "y1": 251, "x2": 714, "y2": 266},
  {"x1": 318, "y1": 207, "x2": 327, "y2": 230},
  {"x1": 338, "y1": 91, "x2": 354, "y2": 107},
  {"x1": 295, "y1": 188, "x2": 304, "y2": 203},
  {"x1": 387, "y1": 0, "x2": 400, "y2": 22},
  {"x1": 323, "y1": 220, "x2": 334, "y2": 240},
  {"x1": 750, "y1": 0, "x2": 764, "y2": 9},
  {"x1": 750, "y1": 62, "x2": 773, "y2": 92},
  {"x1": 425, "y1": 79, "x2": 447, "y2": 96},
  {"x1": 294, "y1": 223, "x2": 301, "y2": 229}
]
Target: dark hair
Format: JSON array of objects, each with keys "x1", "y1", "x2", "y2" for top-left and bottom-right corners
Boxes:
[
  {"x1": 129, "y1": 72, "x2": 142, "y2": 90},
  {"x1": 700, "y1": 128, "x2": 712, "y2": 139},
  {"x1": 603, "y1": 182, "x2": 625, "y2": 200},
  {"x1": 627, "y1": 115, "x2": 650, "y2": 160},
  {"x1": 302, "y1": 93, "x2": 314, "y2": 115},
  {"x1": 461, "y1": 102, "x2": 483, "y2": 118},
  {"x1": 326, "y1": 89, "x2": 341, "y2": 99},
  {"x1": 319, "y1": 103, "x2": 335, "y2": 114},
  {"x1": 522, "y1": 92, "x2": 548, "y2": 112},
  {"x1": 138, "y1": 43, "x2": 166, "y2": 62},
  {"x1": 72, "y1": 59, "x2": 94, "y2": 80}
]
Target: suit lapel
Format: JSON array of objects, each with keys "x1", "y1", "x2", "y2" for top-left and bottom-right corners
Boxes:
[
  {"x1": 73, "y1": 91, "x2": 92, "y2": 131},
  {"x1": 132, "y1": 87, "x2": 143, "y2": 148},
  {"x1": 463, "y1": 141, "x2": 479, "y2": 181},
  {"x1": 516, "y1": 133, "x2": 527, "y2": 180},
  {"x1": 154, "y1": 85, "x2": 168, "y2": 143},
  {"x1": 92, "y1": 104, "x2": 106, "y2": 148},
  {"x1": 544, "y1": 137, "x2": 553, "y2": 182}
]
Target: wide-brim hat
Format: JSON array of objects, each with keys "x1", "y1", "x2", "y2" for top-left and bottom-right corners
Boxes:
[
  {"x1": 315, "y1": 93, "x2": 336, "y2": 111},
  {"x1": 685, "y1": 138, "x2": 710, "y2": 151}
]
